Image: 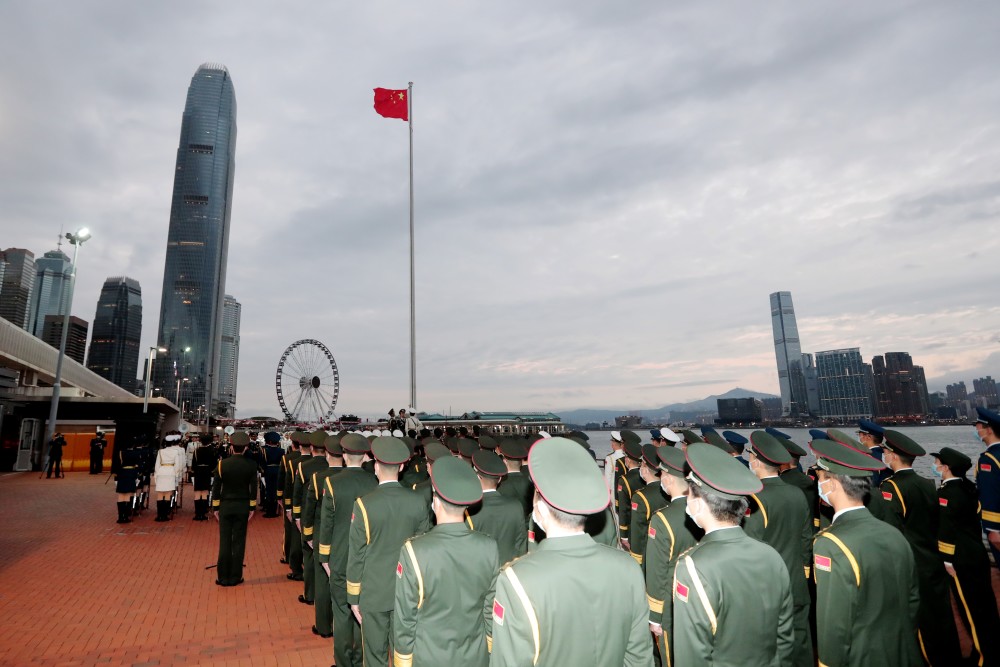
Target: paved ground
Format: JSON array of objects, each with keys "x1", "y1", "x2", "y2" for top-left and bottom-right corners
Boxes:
[{"x1": 0, "y1": 472, "x2": 331, "y2": 666}]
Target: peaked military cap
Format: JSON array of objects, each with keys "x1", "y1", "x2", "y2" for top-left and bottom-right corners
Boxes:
[
  {"x1": 309, "y1": 430, "x2": 327, "y2": 447},
  {"x1": 424, "y1": 441, "x2": 451, "y2": 462},
  {"x1": 858, "y1": 418, "x2": 885, "y2": 436},
  {"x1": 430, "y1": 457, "x2": 482, "y2": 506},
  {"x1": 931, "y1": 447, "x2": 973, "y2": 476},
  {"x1": 620, "y1": 430, "x2": 641, "y2": 447},
  {"x1": 568, "y1": 430, "x2": 590, "y2": 441},
  {"x1": 230, "y1": 431, "x2": 250, "y2": 447},
  {"x1": 641, "y1": 443, "x2": 660, "y2": 469},
  {"x1": 324, "y1": 434, "x2": 343, "y2": 456},
  {"x1": 478, "y1": 434, "x2": 499, "y2": 450},
  {"x1": 622, "y1": 438, "x2": 644, "y2": 461},
  {"x1": 401, "y1": 436, "x2": 417, "y2": 454},
  {"x1": 808, "y1": 429, "x2": 830, "y2": 442},
  {"x1": 290, "y1": 431, "x2": 304, "y2": 445},
  {"x1": 765, "y1": 427, "x2": 790, "y2": 440},
  {"x1": 703, "y1": 430, "x2": 735, "y2": 454},
  {"x1": 660, "y1": 427, "x2": 682, "y2": 444},
  {"x1": 777, "y1": 436, "x2": 807, "y2": 458},
  {"x1": 975, "y1": 407, "x2": 1000, "y2": 432},
  {"x1": 610, "y1": 431, "x2": 623, "y2": 443},
  {"x1": 882, "y1": 430, "x2": 926, "y2": 457},
  {"x1": 827, "y1": 428, "x2": 868, "y2": 454},
  {"x1": 340, "y1": 433, "x2": 371, "y2": 454},
  {"x1": 264, "y1": 431, "x2": 281, "y2": 444},
  {"x1": 810, "y1": 437, "x2": 886, "y2": 477},
  {"x1": 700, "y1": 426, "x2": 718, "y2": 436},
  {"x1": 681, "y1": 429, "x2": 704, "y2": 445},
  {"x1": 473, "y1": 450, "x2": 507, "y2": 478},
  {"x1": 657, "y1": 445, "x2": 687, "y2": 478},
  {"x1": 497, "y1": 438, "x2": 528, "y2": 460},
  {"x1": 721, "y1": 430, "x2": 748, "y2": 453},
  {"x1": 650, "y1": 429, "x2": 664, "y2": 441},
  {"x1": 685, "y1": 443, "x2": 762, "y2": 499},
  {"x1": 528, "y1": 437, "x2": 609, "y2": 514},
  {"x1": 748, "y1": 431, "x2": 792, "y2": 465},
  {"x1": 371, "y1": 436, "x2": 410, "y2": 465},
  {"x1": 455, "y1": 438, "x2": 479, "y2": 458}
]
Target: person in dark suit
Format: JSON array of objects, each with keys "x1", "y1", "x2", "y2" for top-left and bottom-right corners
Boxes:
[
  {"x1": 45, "y1": 433, "x2": 66, "y2": 478},
  {"x1": 89, "y1": 432, "x2": 107, "y2": 474},
  {"x1": 212, "y1": 431, "x2": 258, "y2": 587}
]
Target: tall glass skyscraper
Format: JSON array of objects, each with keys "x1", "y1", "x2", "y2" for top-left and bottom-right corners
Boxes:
[
  {"x1": 815, "y1": 348, "x2": 873, "y2": 420},
  {"x1": 218, "y1": 294, "x2": 241, "y2": 417},
  {"x1": 153, "y1": 64, "x2": 237, "y2": 417},
  {"x1": 29, "y1": 249, "x2": 73, "y2": 337},
  {"x1": 87, "y1": 276, "x2": 142, "y2": 392},
  {"x1": 769, "y1": 291, "x2": 809, "y2": 417},
  {"x1": 0, "y1": 248, "x2": 36, "y2": 330}
]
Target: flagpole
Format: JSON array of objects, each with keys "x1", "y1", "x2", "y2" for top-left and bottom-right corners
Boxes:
[{"x1": 408, "y1": 81, "x2": 416, "y2": 411}]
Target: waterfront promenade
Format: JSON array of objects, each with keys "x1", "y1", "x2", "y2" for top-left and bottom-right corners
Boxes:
[{"x1": 0, "y1": 472, "x2": 329, "y2": 666}]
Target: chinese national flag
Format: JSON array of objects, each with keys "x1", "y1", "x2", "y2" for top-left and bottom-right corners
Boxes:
[{"x1": 374, "y1": 88, "x2": 408, "y2": 121}]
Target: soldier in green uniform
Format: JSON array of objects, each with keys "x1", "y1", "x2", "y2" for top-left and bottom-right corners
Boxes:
[
  {"x1": 879, "y1": 430, "x2": 961, "y2": 666},
  {"x1": 931, "y1": 447, "x2": 1000, "y2": 667},
  {"x1": 809, "y1": 436, "x2": 921, "y2": 666},
  {"x1": 628, "y1": 444, "x2": 669, "y2": 571},
  {"x1": 411, "y1": 440, "x2": 449, "y2": 512},
  {"x1": 347, "y1": 437, "x2": 432, "y2": 667},
  {"x1": 211, "y1": 431, "x2": 258, "y2": 587},
  {"x1": 775, "y1": 435, "x2": 818, "y2": 532},
  {"x1": 645, "y1": 445, "x2": 701, "y2": 667},
  {"x1": 466, "y1": 450, "x2": 527, "y2": 566},
  {"x1": 393, "y1": 457, "x2": 500, "y2": 667},
  {"x1": 496, "y1": 439, "x2": 532, "y2": 516},
  {"x1": 672, "y1": 443, "x2": 794, "y2": 666},
  {"x1": 298, "y1": 431, "x2": 329, "y2": 606},
  {"x1": 617, "y1": 439, "x2": 644, "y2": 552},
  {"x1": 306, "y1": 435, "x2": 342, "y2": 638},
  {"x1": 282, "y1": 432, "x2": 305, "y2": 579},
  {"x1": 317, "y1": 433, "x2": 377, "y2": 667},
  {"x1": 490, "y1": 437, "x2": 653, "y2": 667},
  {"x1": 743, "y1": 431, "x2": 813, "y2": 667}
]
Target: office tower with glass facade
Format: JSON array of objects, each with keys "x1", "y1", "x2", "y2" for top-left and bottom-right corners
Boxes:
[
  {"x1": 815, "y1": 348, "x2": 873, "y2": 420},
  {"x1": 28, "y1": 249, "x2": 73, "y2": 337},
  {"x1": 769, "y1": 291, "x2": 809, "y2": 416},
  {"x1": 152, "y1": 64, "x2": 237, "y2": 418},
  {"x1": 87, "y1": 277, "x2": 142, "y2": 392},
  {"x1": 0, "y1": 248, "x2": 36, "y2": 330},
  {"x1": 42, "y1": 315, "x2": 89, "y2": 365},
  {"x1": 218, "y1": 294, "x2": 241, "y2": 418}
]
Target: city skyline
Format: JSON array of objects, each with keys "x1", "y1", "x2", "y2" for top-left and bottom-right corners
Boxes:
[{"x1": 1, "y1": 3, "x2": 999, "y2": 417}]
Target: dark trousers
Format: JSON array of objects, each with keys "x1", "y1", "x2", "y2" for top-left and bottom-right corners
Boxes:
[
  {"x1": 314, "y1": 558, "x2": 332, "y2": 635},
  {"x1": 263, "y1": 469, "x2": 280, "y2": 515},
  {"x1": 359, "y1": 608, "x2": 393, "y2": 667},
  {"x1": 916, "y1": 563, "x2": 962, "y2": 666},
  {"x1": 302, "y1": 538, "x2": 315, "y2": 601},
  {"x1": 46, "y1": 457, "x2": 63, "y2": 478},
  {"x1": 287, "y1": 516, "x2": 303, "y2": 576},
  {"x1": 950, "y1": 561, "x2": 1000, "y2": 666},
  {"x1": 90, "y1": 450, "x2": 103, "y2": 474},
  {"x1": 332, "y1": 574, "x2": 363, "y2": 667},
  {"x1": 217, "y1": 504, "x2": 249, "y2": 584}
]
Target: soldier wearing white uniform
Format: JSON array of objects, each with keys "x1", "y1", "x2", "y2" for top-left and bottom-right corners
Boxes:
[{"x1": 154, "y1": 435, "x2": 184, "y2": 522}]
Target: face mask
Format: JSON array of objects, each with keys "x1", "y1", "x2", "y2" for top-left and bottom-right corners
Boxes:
[
  {"x1": 685, "y1": 497, "x2": 702, "y2": 529},
  {"x1": 532, "y1": 500, "x2": 544, "y2": 529},
  {"x1": 817, "y1": 479, "x2": 831, "y2": 505},
  {"x1": 931, "y1": 465, "x2": 942, "y2": 478}
]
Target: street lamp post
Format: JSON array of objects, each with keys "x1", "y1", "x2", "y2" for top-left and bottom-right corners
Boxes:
[
  {"x1": 176, "y1": 376, "x2": 189, "y2": 409},
  {"x1": 143, "y1": 346, "x2": 167, "y2": 414},
  {"x1": 42, "y1": 228, "x2": 92, "y2": 453}
]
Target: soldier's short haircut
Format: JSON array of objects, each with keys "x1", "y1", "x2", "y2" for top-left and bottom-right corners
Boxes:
[
  {"x1": 432, "y1": 493, "x2": 465, "y2": 515},
  {"x1": 832, "y1": 473, "x2": 870, "y2": 503},
  {"x1": 343, "y1": 452, "x2": 365, "y2": 466},
  {"x1": 544, "y1": 503, "x2": 587, "y2": 530},
  {"x1": 688, "y1": 482, "x2": 748, "y2": 524},
  {"x1": 231, "y1": 444, "x2": 246, "y2": 453},
  {"x1": 870, "y1": 432, "x2": 884, "y2": 444},
  {"x1": 754, "y1": 456, "x2": 780, "y2": 475}
]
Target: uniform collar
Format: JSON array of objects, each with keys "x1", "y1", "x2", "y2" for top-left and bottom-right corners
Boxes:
[
  {"x1": 702, "y1": 525, "x2": 743, "y2": 540},
  {"x1": 832, "y1": 505, "x2": 865, "y2": 522},
  {"x1": 537, "y1": 532, "x2": 594, "y2": 552},
  {"x1": 433, "y1": 522, "x2": 472, "y2": 535},
  {"x1": 379, "y1": 480, "x2": 400, "y2": 486}
]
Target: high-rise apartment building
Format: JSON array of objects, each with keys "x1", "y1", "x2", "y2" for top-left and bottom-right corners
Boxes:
[
  {"x1": 28, "y1": 249, "x2": 73, "y2": 337},
  {"x1": 217, "y1": 294, "x2": 241, "y2": 418},
  {"x1": 974, "y1": 376, "x2": 999, "y2": 408},
  {"x1": 769, "y1": 291, "x2": 809, "y2": 416},
  {"x1": 0, "y1": 248, "x2": 36, "y2": 330},
  {"x1": 870, "y1": 352, "x2": 930, "y2": 418},
  {"x1": 42, "y1": 315, "x2": 89, "y2": 365},
  {"x1": 815, "y1": 348, "x2": 872, "y2": 420},
  {"x1": 87, "y1": 277, "x2": 142, "y2": 392},
  {"x1": 152, "y1": 64, "x2": 237, "y2": 418}
]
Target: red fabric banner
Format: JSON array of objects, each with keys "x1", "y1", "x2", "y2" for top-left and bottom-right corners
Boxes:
[{"x1": 373, "y1": 88, "x2": 408, "y2": 121}]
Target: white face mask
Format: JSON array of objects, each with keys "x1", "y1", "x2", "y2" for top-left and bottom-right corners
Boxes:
[
  {"x1": 685, "y1": 496, "x2": 703, "y2": 529},
  {"x1": 817, "y1": 478, "x2": 832, "y2": 505},
  {"x1": 532, "y1": 501, "x2": 543, "y2": 528}
]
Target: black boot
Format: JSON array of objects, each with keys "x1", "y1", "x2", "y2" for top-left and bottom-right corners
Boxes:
[
  {"x1": 154, "y1": 500, "x2": 168, "y2": 522},
  {"x1": 193, "y1": 498, "x2": 206, "y2": 520},
  {"x1": 116, "y1": 501, "x2": 131, "y2": 524}
]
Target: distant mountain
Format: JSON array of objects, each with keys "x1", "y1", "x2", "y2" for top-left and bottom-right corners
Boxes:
[{"x1": 556, "y1": 387, "x2": 779, "y2": 426}]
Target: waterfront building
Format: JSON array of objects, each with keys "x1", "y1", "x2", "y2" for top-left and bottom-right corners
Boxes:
[
  {"x1": 152, "y1": 63, "x2": 237, "y2": 420},
  {"x1": 42, "y1": 315, "x2": 88, "y2": 365},
  {"x1": 217, "y1": 294, "x2": 240, "y2": 418},
  {"x1": 974, "y1": 376, "x2": 999, "y2": 409},
  {"x1": 769, "y1": 291, "x2": 809, "y2": 416},
  {"x1": 870, "y1": 353, "x2": 928, "y2": 418},
  {"x1": 815, "y1": 348, "x2": 872, "y2": 421},
  {"x1": 761, "y1": 397, "x2": 783, "y2": 421},
  {"x1": 86, "y1": 277, "x2": 142, "y2": 392},
  {"x1": 717, "y1": 397, "x2": 763, "y2": 424},
  {"x1": 28, "y1": 249, "x2": 72, "y2": 337},
  {"x1": 0, "y1": 248, "x2": 36, "y2": 330},
  {"x1": 419, "y1": 411, "x2": 564, "y2": 436}
]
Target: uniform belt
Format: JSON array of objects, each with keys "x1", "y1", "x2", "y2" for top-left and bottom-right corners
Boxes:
[{"x1": 122, "y1": 466, "x2": 136, "y2": 469}]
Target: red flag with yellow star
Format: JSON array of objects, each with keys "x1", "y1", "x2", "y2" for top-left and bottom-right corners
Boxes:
[{"x1": 373, "y1": 88, "x2": 408, "y2": 121}]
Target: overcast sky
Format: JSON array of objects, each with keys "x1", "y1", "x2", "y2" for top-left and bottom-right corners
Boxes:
[{"x1": 2, "y1": 1, "x2": 999, "y2": 418}]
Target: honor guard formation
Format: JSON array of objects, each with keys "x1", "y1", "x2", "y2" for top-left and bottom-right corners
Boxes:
[{"x1": 103, "y1": 409, "x2": 1000, "y2": 667}]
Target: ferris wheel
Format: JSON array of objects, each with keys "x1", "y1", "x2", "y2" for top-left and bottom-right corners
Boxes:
[{"x1": 275, "y1": 339, "x2": 340, "y2": 423}]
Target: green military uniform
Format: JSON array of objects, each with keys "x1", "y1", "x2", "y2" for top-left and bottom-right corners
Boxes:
[
  {"x1": 298, "y1": 439, "x2": 329, "y2": 604},
  {"x1": 211, "y1": 432, "x2": 258, "y2": 586},
  {"x1": 393, "y1": 457, "x2": 500, "y2": 667},
  {"x1": 628, "y1": 445, "x2": 669, "y2": 571},
  {"x1": 672, "y1": 443, "x2": 794, "y2": 666},
  {"x1": 496, "y1": 439, "x2": 533, "y2": 516},
  {"x1": 644, "y1": 446, "x2": 702, "y2": 666},
  {"x1": 613, "y1": 430, "x2": 642, "y2": 510},
  {"x1": 281, "y1": 439, "x2": 303, "y2": 575},
  {"x1": 743, "y1": 432, "x2": 813, "y2": 667},
  {"x1": 617, "y1": 440, "x2": 644, "y2": 544},
  {"x1": 317, "y1": 434, "x2": 378, "y2": 667},
  {"x1": 878, "y1": 431, "x2": 961, "y2": 666},
  {"x1": 410, "y1": 441, "x2": 449, "y2": 523},
  {"x1": 290, "y1": 440, "x2": 314, "y2": 580},
  {"x1": 490, "y1": 437, "x2": 653, "y2": 667},
  {"x1": 306, "y1": 436, "x2": 342, "y2": 637},
  {"x1": 347, "y1": 437, "x2": 432, "y2": 667},
  {"x1": 466, "y1": 451, "x2": 527, "y2": 566}
]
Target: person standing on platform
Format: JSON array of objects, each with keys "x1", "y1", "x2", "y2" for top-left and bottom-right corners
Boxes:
[
  {"x1": 628, "y1": 444, "x2": 669, "y2": 572},
  {"x1": 932, "y1": 446, "x2": 1000, "y2": 667},
  {"x1": 298, "y1": 431, "x2": 330, "y2": 606},
  {"x1": 318, "y1": 433, "x2": 378, "y2": 667},
  {"x1": 400, "y1": 408, "x2": 422, "y2": 437},
  {"x1": 743, "y1": 431, "x2": 814, "y2": 667},
  {"x1": 153, "y1": 435, "x2": 184, "y2": 522},
  {"x1": 280, "y1": 432, "x2": 303, "y2": 568},
  {"x1": 879, "y1": 429, "x2": 961, "y2": 666},
  {"x1": 496, "y1": 439, "x2": 532, "y2": 516},
  {"x1": 260, "y1": 431, "x2": 284, "y2": 517},
  {"x1": 211, "y1": 431, "x2": 258, "y2": 587},
  {"x1": 466, "y1": 450, "x2": 527, "y2": 566},
  {"x1": 672, "y1": 443, "x2": 793, "y2": 666},
  {"x1": 306, "y1": 434, "x2": 342, "y2": 639},
  {"x1": 45, "y1": 433, "x2": 65, "y2": 478},
  {"x1": 393, "y1": 456, "x2": 500, "y2": 667},
  {"x1": 645, "y1": 446, "x2": 702, "y2": 667},
  {"x1": 347, "y1": 437, "x2": 432, "y2": 667},
  {"x1": 810, "y1": 436, "x2": 921, "y2": 666},
  {"x1": 190, "y1": 434, "x2": 215, "y2": 521},
  {"x1": 489, "y1": 436, "x2": 653, "y2": 667},
  {"x1": 113, "y1": 439, "x2": 141, "y2": 524},
  {"x1": 974, "y1": 407, "x2": 1000, "y2": 565},
  {"x1": 89, "y1": 431, "x2": 107, "y2": 474}
]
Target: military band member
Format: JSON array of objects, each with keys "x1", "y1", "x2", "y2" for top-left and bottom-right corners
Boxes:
[
  {"x1": 466, "y1": 450, "x2": 527, "y2": 566},
  {"x1": 496, "y1": 439, "x2": 533, "y2": 516},
  {"x1": 113, "y1": 439, "x2": 141, "y2": 524},
  {"x1": 347, "y1": 437, "x2": 432, "y2": 667},
  {"x1": 280, "y1": 432, "x2": 303, "y2": 571},
  {"x1": 879, "y1": 430, "x2": 961, "y2": 666},
  {"x1": 211, "y1": 431, "x2": 258, "y2": 587},
  {"x1": 298, "y1": 431, "x2": 330, "y2": 606},
  {"x1": 672, "y1": 443, "x2": 794, "y2": 666},
  {"x1": 628, "y1": 444, "x2": 669, "y2": 571},
  {"x1": 810, "y1": 436, "x2": 921, "y2": 666},
  {"x1": 932, "y1": 447, "x2": 1000, "y2": 667},
  {"x1": 974, "y1": 407, "x2": 1000, "y2": 565},
  {"x1": 393, "y1": 457, "x2": 500, "y2": 667},
  {"x1": 154, "y1": 435, "x2": 184, "y2": 522},
  {"x1": 617, "y1": 438, "x2": 644, "y2": 551},
  {"x1": 190, "y1": 434, "x2": 215, "y2": 521},
  {"x1": 261, "y1": 431, "x2": 284, "y2": 517}
]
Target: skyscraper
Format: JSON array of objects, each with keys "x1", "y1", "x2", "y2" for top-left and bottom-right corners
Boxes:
[
  {"x1": 153, "y1": 64, "x2": 237, "y2": 418},
  {"x1": 0, "y1": 248, "x2": 36, "y2": 330},
  {"x1": 218, "y1": 294, "x2": 241, "y2": 418},
  {"x1": 974, "y1": 376, "x2": 999, "y2": 408},
  {"x1": 29, "y1": 248, "x2": 73, "y2": 337},
  {"x1": 870, "y1": 352, "x2": 929, "y2": 418},
  {"x1": 769, "y1": 291, "x2": 809, "y2": 416},
  {"x1": 87, "y1": 277, "x2": 142, "y2": 392},
  {"x1": 42, "y1": 315, "x2": 89, "y2": 365},
  {"x1": 815, "y1": 348, "x2": 872, "y2": 420}
]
